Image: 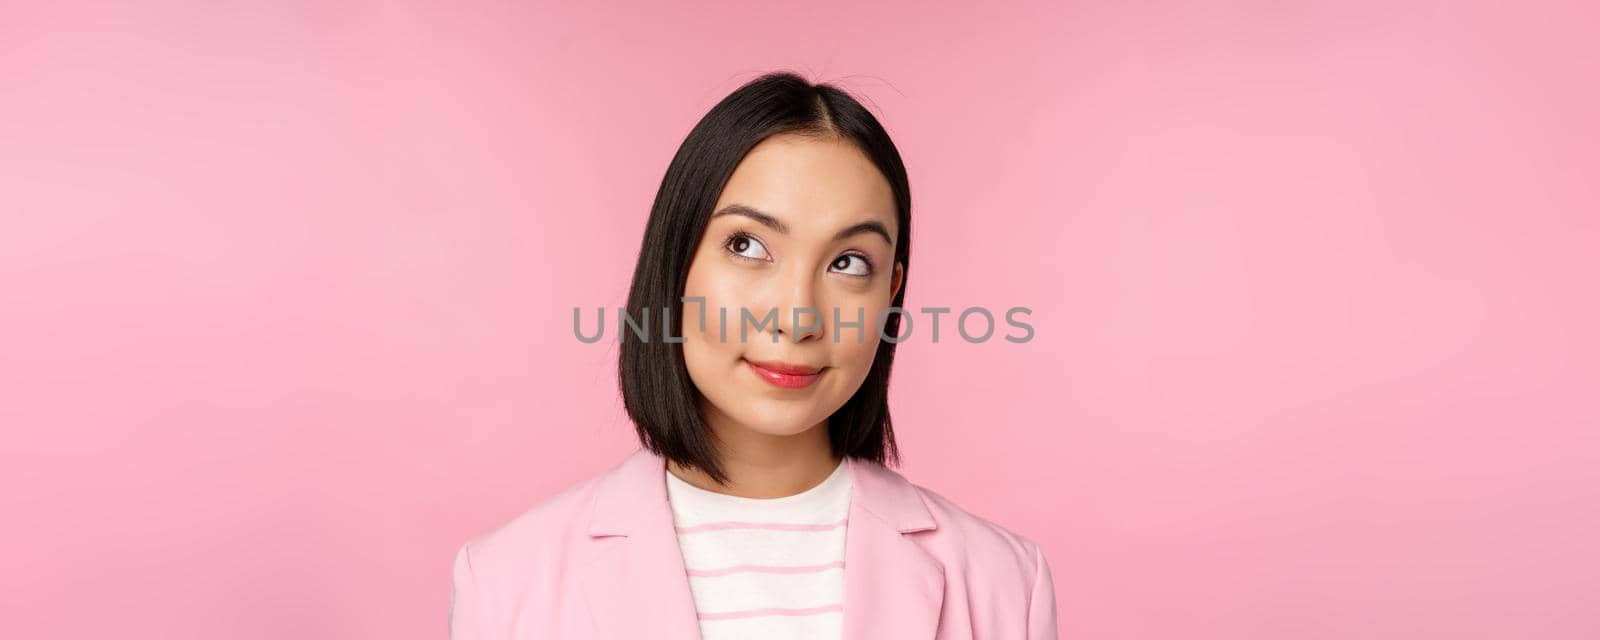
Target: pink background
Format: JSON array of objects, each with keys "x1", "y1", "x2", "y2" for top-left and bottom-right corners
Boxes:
[{"x1": 3, "y1": 1, "x2": 1597, "y2": 638}]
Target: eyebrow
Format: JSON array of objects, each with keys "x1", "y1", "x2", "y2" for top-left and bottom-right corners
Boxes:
[{"x1": 709, "y1": 204, "x2": 894, "y2": 246}]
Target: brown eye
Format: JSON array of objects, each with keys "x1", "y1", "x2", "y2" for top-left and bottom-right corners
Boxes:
[
  {"x1": 830, "y1": 254, "x2": 873, "y2": 277},
  {"x1": 723, "y1": 232, "x2": 770, "y2": 261}
]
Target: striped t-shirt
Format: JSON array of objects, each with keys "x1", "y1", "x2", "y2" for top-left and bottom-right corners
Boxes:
[{"x1": 664, "y1": 457, "x2": 853, "y2": 640}]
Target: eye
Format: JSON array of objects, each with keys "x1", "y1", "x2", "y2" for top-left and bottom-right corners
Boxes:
[
  {"x1": 830, "y1": 253, "x2": 874, "y2": 277},
  {"x1": 722, "y1": 231, "x2": 771, "y2": 262}
]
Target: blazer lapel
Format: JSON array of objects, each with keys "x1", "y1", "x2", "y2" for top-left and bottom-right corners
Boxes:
[
  {"x1": 579, "y1": 447, "x2": 946, "y2": 640},
  {"x1": 841, "y1": 455, "x2": 946, "y2": 640},
  {"x1": 580, "y1": 447, "x2": 703, "y2": 640}
]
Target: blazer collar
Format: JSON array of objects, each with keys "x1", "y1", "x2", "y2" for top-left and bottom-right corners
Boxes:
[{"x1": 580, "y1": 446, "x2": 945, "y2": 639}]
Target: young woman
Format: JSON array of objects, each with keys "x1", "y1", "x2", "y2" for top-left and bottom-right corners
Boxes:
[{"x1": 450, "y1": 71, "x2": 1058, "y2": 640}]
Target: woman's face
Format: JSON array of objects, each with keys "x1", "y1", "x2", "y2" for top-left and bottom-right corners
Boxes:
[{"x1": 681, "y1": 133, "x2": 904, "y2": 442}]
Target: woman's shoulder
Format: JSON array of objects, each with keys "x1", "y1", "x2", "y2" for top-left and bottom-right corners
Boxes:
[
  {"x1": 453, "y1": 463, "x2": 614, "y2": 580},
  {"x1": 896, "y1": 474, "x2": 1051, "y2": 583},
  {"x1": 893, "y1": 473, "x2": 1059, "y2": 636}
]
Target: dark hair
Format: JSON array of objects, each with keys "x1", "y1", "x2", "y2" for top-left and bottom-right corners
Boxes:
[{"x1": 618, "y1": 71, "x2": 913, "y2": 486}]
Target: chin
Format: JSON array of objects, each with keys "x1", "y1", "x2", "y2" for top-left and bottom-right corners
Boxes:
[{"x1": 730, "y1": 411, "x2": 825, "y2": 437}]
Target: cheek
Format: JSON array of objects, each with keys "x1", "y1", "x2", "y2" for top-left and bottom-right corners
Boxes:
[
  {"x1": 825, "y1": 298, "x2": 889, "y2": 369},
  {"x1": 831, "y1": 339, "x2": 880, "y2": 381},
  {"x1": 681, "y1": 258, "x2": 744, "y2": 359}
]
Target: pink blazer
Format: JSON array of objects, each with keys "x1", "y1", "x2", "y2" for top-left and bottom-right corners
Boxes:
[{"x1": 450, "y1": 446, "x2": 1059, "y2": 639}]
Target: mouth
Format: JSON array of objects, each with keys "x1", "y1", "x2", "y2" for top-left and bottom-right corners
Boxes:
[{"x1": 743, "y1": 358, "x2": 826, "y2": 389}]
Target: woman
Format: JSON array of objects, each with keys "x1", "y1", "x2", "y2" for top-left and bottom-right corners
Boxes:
[{"x1": 450, "y1": 71, "x2": 1058, "y2": 639}]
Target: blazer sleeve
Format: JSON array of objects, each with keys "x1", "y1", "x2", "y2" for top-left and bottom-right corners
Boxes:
[
  {"x1": 450, "y1": 542, "x2": 496, "y2": 640},
  {"x1": 1026, "y1": 540, "x2": 1060, "y2": 640}
]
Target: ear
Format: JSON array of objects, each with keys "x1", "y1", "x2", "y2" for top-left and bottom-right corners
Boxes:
[{"x1": 890, "y1": 261, "x2": 905, "y2": 300}]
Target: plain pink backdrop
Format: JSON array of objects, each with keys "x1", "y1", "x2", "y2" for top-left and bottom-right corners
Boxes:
[{"x1": 2, "y1": 1, "x2": 1597, "y2": 638}]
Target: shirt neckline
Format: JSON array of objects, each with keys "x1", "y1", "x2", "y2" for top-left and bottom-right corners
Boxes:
[{"x1": 664, "y1": 457, "x2": 851, "y2": 511}]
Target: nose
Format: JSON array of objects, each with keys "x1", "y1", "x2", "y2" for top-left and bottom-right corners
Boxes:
[{"x1": 767, "y1": 269, "x2": 824, "y2": 345}]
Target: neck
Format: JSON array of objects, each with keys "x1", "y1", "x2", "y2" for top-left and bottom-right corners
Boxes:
[{"x1": 667, "y1": 412, "x2": 840, "y2": 499}]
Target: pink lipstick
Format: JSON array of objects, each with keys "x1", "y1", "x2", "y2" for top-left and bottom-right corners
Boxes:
[{"x1": 744, "y1": 358, "x2": 825, "y2": 389}]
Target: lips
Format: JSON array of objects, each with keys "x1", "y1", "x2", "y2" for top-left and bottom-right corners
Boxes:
[{"x1": 744, "y1": 358, "x2": 825, "y2": 389}]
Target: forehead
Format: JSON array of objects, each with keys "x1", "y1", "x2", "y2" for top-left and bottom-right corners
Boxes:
[{"x1": 713, "y1": 133, "x2": 897, "y2": 236}]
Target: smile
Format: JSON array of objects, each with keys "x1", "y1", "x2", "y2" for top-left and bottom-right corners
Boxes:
[{"x1": 743, "y1": 358, "x2": 825, "y2": 389}]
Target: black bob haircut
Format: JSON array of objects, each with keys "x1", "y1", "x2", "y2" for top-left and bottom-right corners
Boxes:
[{"x1": 618, "y1": 71, "x2": 913, "y2": 486}]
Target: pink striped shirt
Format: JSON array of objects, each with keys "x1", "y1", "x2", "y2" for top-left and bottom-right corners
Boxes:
[{"x1": 664, "y1": 459, "x2": 853, "y2": 640}]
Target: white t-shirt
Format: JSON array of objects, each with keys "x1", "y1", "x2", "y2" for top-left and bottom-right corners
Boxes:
[{"x1": 665, "y1": 458, "x2": 853, "y2": 640}]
